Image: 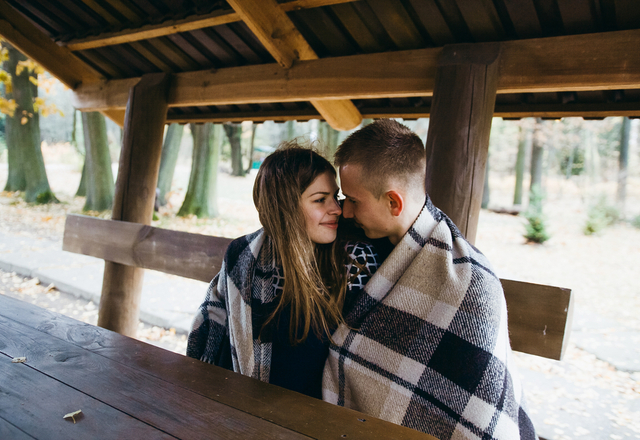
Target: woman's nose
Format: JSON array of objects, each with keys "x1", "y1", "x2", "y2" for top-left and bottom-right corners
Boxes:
[{"x1": 330, "y1": 198, "x2": 342, "y2": 215}]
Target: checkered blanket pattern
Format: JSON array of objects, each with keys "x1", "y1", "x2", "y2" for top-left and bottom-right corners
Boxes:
[
  {"x1": 186, "y1": 229, "x2": 379, "y2": 384},
  {"x1": 322, "y1": 198, "x2": 537, "y2": 440}
]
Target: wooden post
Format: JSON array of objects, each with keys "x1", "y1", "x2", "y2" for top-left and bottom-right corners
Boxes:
[
  {"x1": 97, "y1": 73, "x2": 171, "y2": 336},
  {"x1": 424, "y1": 43, "x2": 500, "y2": 244}
]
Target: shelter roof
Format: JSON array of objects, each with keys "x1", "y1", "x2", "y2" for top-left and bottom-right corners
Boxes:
[{"x1": 2, "y1": 0, "x2": 640, "y2": 126}]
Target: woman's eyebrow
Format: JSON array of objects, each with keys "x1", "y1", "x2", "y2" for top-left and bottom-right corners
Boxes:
[{"x1": 308, "y1": 191, "x2": 331, "y2": 197}]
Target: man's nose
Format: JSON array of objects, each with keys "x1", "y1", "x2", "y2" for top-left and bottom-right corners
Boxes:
[{"x1": 342, "y1": 201, "x2": 353, "y2": 218}]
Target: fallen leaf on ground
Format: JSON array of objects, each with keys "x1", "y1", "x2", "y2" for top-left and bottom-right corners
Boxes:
[
  {"x1": 11, "y1": 357, "x2": 26, "y2": 363},
  {"x1": 63, "y1": 410, "x2": 82, "y2": 423}
]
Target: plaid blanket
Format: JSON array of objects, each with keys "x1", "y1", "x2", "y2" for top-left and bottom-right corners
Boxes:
[
  {"x1": 186, "y1": 229, "x2": 379, "y2": 382},
  {"x1": 322, "y1": 197, "x2": 537, "y2": 440}
]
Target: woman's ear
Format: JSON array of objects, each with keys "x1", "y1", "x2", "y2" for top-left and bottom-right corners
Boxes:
[{"x1": 386, "y1": 190, "x2": 404, "y2": 217}]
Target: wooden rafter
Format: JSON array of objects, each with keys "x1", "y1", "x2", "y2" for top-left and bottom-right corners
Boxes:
[
  {"x1": 0, "y1": 0, "x2": 127, "y2": 125},
  {"x1": 226, "y1": 0, "x2": 362, "y2": 130},
  {"x1": 73, "y1": 29, "x2": 640, "y2": 116},
  {"x1": 0, "y1": 0, "x2": 102, "y2": 88},
  {"x1": 63, "y1": 0, "x2": 357, "y2": 52}
]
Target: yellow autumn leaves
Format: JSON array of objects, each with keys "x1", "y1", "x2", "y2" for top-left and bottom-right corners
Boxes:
[{"x1": 1, "y1": 42, "x2": 63, "y2": 121}]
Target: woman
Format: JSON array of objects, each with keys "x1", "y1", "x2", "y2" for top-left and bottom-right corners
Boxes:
[{"x1": 186, "y1": 143, "x2": 378, "y2": 399}]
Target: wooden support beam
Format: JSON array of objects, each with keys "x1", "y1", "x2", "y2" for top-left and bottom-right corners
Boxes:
[
  {"x1": 0, "y1": 0, "x2": 103, "y2": 88},
  {"x1": 226, "y1": 0, "x2": 362, "y2": 130},
  {"x1": 424, "y1": 43, "x2": 501, "y2": 244},
  {"x1": 72, "y1": 29, "x2": 640, "y2": 116},
  {"x1": 63, "y1": 215, "x2": 232, "y2": 281},
  {"x1": 64, "y1": 0, "x2": 357, "y2": 51},
  {"x1": 62, "y1": 214, "x2": 573, "y2": 360},
  {"x1": 98, "y1": 73, "x2": 170, "y2": 337}
]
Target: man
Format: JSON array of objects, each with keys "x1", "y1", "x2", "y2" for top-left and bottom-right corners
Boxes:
[{"x1": 323, "y1": 119, "x2": 537, "y2": 440}]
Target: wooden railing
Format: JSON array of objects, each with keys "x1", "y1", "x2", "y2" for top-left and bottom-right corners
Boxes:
[{"x1": 63, "y1": 214, "x2": 574, "y2": 360}]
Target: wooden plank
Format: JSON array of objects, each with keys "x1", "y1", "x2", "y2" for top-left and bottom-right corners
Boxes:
[
  {"x1": 498, "y1": 29, "x2": 640, "y2": 93},
  {"x1": 227, "y1": 0, "x2": 362, "y2": 130},
  {"x1": 63, "y1": 214, "x2": 231, "y2": 282},
  {"x1": 0, "y1": 0, "x2": 103, "y2": 88},
  {"x1": 0, "y1": 313, "x2": 310, "y2": 440},
  {"x1": 65, "y1": 0, "x2": 357, "y2": 51},
  {"x1": 0, "y1": 417, "x2": 35, "y2": 440},
  {"x1": 0, "y1": 354, "x2": 175, "y2": 439},
  {"x1": 72, "y1": 29, "x2": 640, "y2": 113},
  {"x1": 166, "y1": 108, "x2": 320, "y2": 124},
  {"x1": 425, "y1": 43, "x2": 501, "y2": 244},
  {"x1": 73, "y1": 48, "x2": 440, "y2": 110},
  {"x1": 99, "y1": 73, "x2": 170, "y2": 336},
  {"x1": 502, "y1": 279, "x2": 574, "y2": 360},
  {"x1": 502, "y1": 0, "x2": 542, "y2": 38},
  {"x1": 0, "y1": 295, "x2": 435, "y2": 440}
]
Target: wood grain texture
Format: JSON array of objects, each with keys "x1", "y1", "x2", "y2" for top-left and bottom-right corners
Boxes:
[
  {"x1": 64, "y1": 0, "x2": 358, "y2": 51},
  {"x1": 61, "y1": 215, "x2": 572, "y2": 359},
  {"x1": 0, "y1": 0, "x2": 103, "y2": 88},
  {"x1": 0, "y1": 295, "x2": 435, "y2": 440},
  {"x1": 63, "y1": 214, "x2": 231, "y2": 282},
  {"x1": 425, "y1": 43, "x2": 500, "y2": 244},
  {"x1": 501, "y1": 279, "x2": 574, "y2": 360},
  {"x1": 0, "y1": 313, "x2": 309, "y2": 440},
  {"x1": 99, "y1": 73, "x2": 170, "y2": 336},
  {"x1": 226, "y1": 0, "x2": 361, "y2": 130},
  {"x1": 0, "y1": 354, "x2": 175, "y2": 439},
  {"x1": 71, "y1": 29, "x2": 640, "y2": 115}
]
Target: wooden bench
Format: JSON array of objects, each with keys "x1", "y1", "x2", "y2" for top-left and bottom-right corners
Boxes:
[{"x1": 63, "y1": 213, "x2": 574, "y2": 361}]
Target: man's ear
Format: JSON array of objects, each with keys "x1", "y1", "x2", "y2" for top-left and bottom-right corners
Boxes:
[{"x1": 386, "y1": 190, "x2": 404, "y2": 217}]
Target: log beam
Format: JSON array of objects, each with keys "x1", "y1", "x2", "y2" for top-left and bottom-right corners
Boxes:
[
  {"x1": 424, "y1": 43, "x2": 501, "y2": 244},
  {"x1": 72, "y1": 29, "x2": 640, "y2": 115},
  {"x1": 63, "y1": 0, "x2": 357, "y2": 51},
  {"x1": 226, "y1": 0, "x2": 362, "y2": 130},
  {"x1": 98, "y1": 73, "x2": 170, "y2": 337},
  {"x1": 0, "y1": 0, "x2": 102, "y2": 88}
]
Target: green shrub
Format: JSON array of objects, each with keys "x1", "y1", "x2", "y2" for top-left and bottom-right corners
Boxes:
[
  {"x1": 523, "y1": 186, "x2": 550, "y2": 244},
  {"x1": 630, "y1": 215, "x2": 640, "y2": 229},
  {"x1": 584, "y1": 197, "x2": 619, "y2": 235}
]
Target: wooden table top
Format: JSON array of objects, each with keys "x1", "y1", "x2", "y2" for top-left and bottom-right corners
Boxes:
[{"x1": 0, "y1": 294, "x2": 434, "y2": 439}]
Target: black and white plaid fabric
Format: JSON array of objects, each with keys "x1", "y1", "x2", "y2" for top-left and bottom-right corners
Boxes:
[
  {"x1": 186, "y1": 228, "x2": 379, "y2": 383},
  {"x1": 323, "y1": 197, "x2": 537, "y2": 440}
]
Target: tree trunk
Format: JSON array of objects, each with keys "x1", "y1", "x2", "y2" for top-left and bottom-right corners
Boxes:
[
  {"x1": 319, "y1": 121, "x2": 339, "y2": 160},
  {"x1": 76, "y1": 160, "x2": 87, "y2": 196},
  {"x1": 82, "y1": 111, "x2": 114, "y2": 211},
  {"x1": 246, "y1": 123, "x2": 257, "y2": 174},
  {"x1": 361, "y1": 118, "x2": 374, "y2": 127},
  {"x1": 529, "y1": 118, "x2": 544, "y2": 197},
  {"x1": 284, "y1": 120, "x2": 295, "y2": 141},
  {"x1": 5, "y1": 44, "x2": 56, "y2": 203},
  {"x1": 2, "y1": 44, "x2": 26, "y2": 192},
  {"x1": 224, "y1": 123, "x2": 244, "y2": 177},
  {"x1": 617, "y1": 116, "x2": 631, "y2": 212},
  {"x1": 482, "y1": 155, "x2": 490, "y2": 209},
  {"x1": 157, "y1": 123, "x2": 184, "y2": 206},
  {"x1": 178, "y1": 123, "x2": 220, "y2": 218},
  {"x1": 513, "y1": 124, "x2": 531, "y2": 205}
]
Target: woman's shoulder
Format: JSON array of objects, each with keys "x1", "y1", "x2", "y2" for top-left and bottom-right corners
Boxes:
[{"x1": 224, "y1": 229, "x2": 264, "y2": 266}]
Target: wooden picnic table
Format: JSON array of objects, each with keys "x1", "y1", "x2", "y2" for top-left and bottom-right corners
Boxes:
[{"x1": 0, "y1": 294, "x2": 433, "y2": 440}]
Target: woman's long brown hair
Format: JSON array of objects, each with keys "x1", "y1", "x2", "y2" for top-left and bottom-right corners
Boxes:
[{"x1": 253, "y1": 142, "x2": 348, "y2": 344}]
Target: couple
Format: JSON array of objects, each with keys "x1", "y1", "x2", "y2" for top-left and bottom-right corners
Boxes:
[{"x1": 187, "y1": 120, "x2": 537, "y2": 440}]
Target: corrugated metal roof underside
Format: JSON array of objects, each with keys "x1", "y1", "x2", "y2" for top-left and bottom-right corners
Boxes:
[{"x1": 7, "y1": 0, "x2": 640, "y2": 119}]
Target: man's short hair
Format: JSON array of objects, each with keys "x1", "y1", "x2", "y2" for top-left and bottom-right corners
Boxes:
[{"x1": 334, "y1": 119, "x2": 426, "y2": 198}]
